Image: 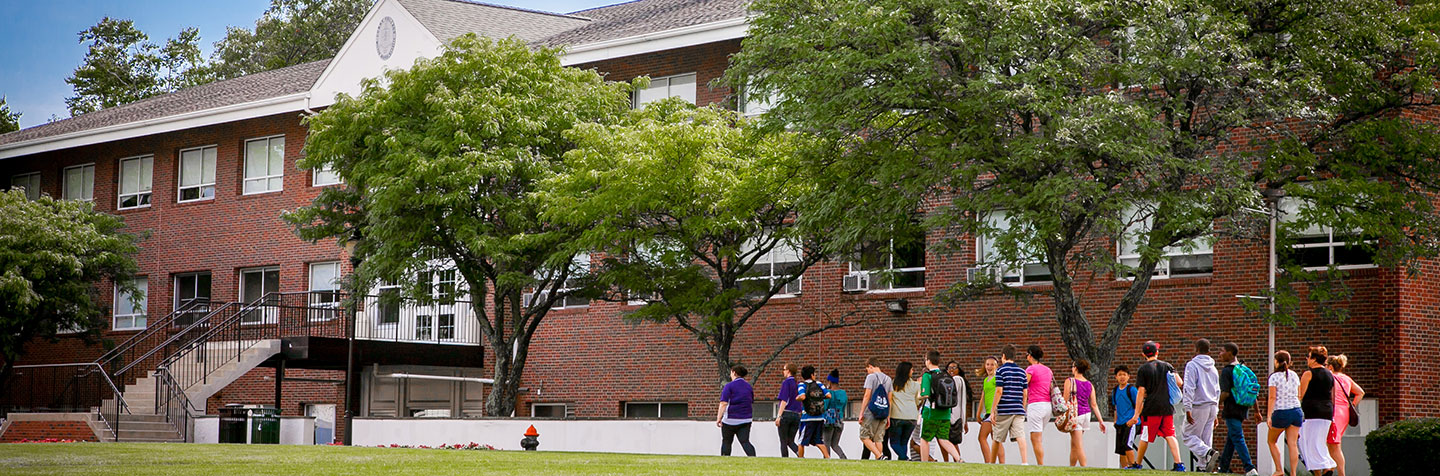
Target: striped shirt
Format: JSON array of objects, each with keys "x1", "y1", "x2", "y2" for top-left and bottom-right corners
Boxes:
[{"x1": 995, "y1": 362, "x2": 1027, "y2": 415}]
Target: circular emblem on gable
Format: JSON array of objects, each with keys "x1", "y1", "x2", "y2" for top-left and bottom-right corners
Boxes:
[{"x1": 376, "y1": 16, "x2": 396, "y2": 60}]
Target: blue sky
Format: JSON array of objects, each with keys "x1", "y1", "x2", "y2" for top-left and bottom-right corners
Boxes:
[{"x1": 0, "y1": 0, "x2": 616, "y2": 129}]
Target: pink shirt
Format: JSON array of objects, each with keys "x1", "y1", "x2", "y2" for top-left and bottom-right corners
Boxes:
[
  {"x1": 1332, "y1": 373, "x2": 1355, "y2": 413},
  {"x1": 1027, "y1": 364, "x2": 1054, "y2": 404}
]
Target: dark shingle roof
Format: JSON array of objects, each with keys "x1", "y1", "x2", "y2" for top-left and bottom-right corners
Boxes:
[
  {"x1": 0, "y1": 60, "x2": 329, "y2": 147},
  {"x1": 397, "y1": 0, "x2": 592, "y2": 43},
  {"x1": 541, "y1": 0, "x2": 747, "y2": 47}
]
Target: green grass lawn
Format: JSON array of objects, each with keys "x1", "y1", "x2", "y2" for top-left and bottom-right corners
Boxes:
[{"x1": 0, "y1": 443, "x2": 1166, "y2": 475}]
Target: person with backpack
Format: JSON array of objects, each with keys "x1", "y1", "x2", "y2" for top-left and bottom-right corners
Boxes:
[
  {"x1": 917, "y1": 351, "x2": 963, "y2": 462},
  {"x1": 1063, "y1": 359, "x2": 1107, "y2": 467},
  {"x1": 1113, "y1": 366, "x2": 1141, "y2": 469},
  {"x1": 1326, "y1": 355, "x2": 1363, "y2": 476},
  {"x1": 822, "y1": 369, "x2": 849, "y2": 459},
  {"x1": 1129, "y1": 341, "x2": 1186, "y2": 472},
  {"x1": 1265, "y1": 350, "x2": 1302, "y2": 476},
  {"x1": 775, "y1": 363, "x2": 802, "y2": 457},
  {"x1": 888, "y1": 361, "x2": 920, "y2": 460},
  {"x1": 717, "y1": 364, "x2": 757, "y2": 457},
  {"x1": 1024, "y1": 345, "x2": 1054, "y2": 466},
  {"x1": 858, "y1": 357, "x2": 893, "y2": 460},
  {"x1": 1184, "y1": 339, "x2": 1222, "y2": 472},
  {"x1": 1296, "y1": 346, "x2": 1336, "y2": 476},
  {"x1": 976, "y1": 356, "x2": 1002, "y2": 464},
  {"x1": 992, "y1": 345, "x2": 1031, "y2": 465},
  {"x1": 944, "y1": 361, "x2": 968, "y2": 463},
  {"x1": 795, "y1": 365, "x2": 833, "y2": 458},
  {"x1": 1217, "y1": 342, "x2": 1259, "y2": 475}
]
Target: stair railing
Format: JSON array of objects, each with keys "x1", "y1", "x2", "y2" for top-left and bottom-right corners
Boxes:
[
  {"x1": 156, "y1": 293, "x2": 279, "y2": 398},
  {"x1": 2, "y1": 362, "x2": 127, "y2": 442},
  {"x1": 153, "y1": 366, "x2": 196, "y2": 442}
]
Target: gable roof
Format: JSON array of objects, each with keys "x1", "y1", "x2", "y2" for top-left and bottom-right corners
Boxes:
[
  {"x1": 396, "y1": 0, "x2": 592, "y2": 43},
  {"x1": 541, "y1": 0, "x2": 748, "y2": 47},
  {"x1": 0, "y1": 59, "x2": 329, "y2": 147}
]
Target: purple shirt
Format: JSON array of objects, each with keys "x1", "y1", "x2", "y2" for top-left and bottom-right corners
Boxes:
[
  {"x1": 777, "y1": 376, "x2": 802, "y2": 413},
  {"x1": 1073, "y1": 379, "x2": 1093, "y2": 416},
  {"x1": 720, "y1": 377, "x2": 754, "y2": 423}
]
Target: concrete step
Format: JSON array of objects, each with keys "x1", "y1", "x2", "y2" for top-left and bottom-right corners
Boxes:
[
  {"x1": 114, "y1": 421, "x2": 176, "y2": 432},
  {"x1": 118, "y1": 427, "x2": 181, "y2": 439},
  {"x1": 115, "y1": 437, "x2": 185, "y2": 443},
  {"x1": 115, "y1": 414, "x2": 170, "y2": 423}
]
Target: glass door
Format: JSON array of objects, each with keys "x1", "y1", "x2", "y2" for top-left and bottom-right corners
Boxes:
[
  {"x1": 240, "y1": 267, "x2": 279, "y2": 324},
  {"x1": 173, "y1": 272, "x2": 212, "y2": 327}
]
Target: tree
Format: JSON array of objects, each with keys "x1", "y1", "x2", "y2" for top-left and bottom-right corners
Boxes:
[
  {"x1": 65, "y1": 18, "x2": 207, "y2": 116},
  {"x1": 0, "y1": 96, "x2": 19, "y2": 133},
  {"x1": 286, "y1": 36, "x2": 633, "y2": 416},
  {"x1": 0, "y1": 189, "x2": 141, "y2": 385},
  {"x1": 729, "y1": 0, "x2": 1440, "y2": 403},
  {"x1": 204, "y1": 0, "x2": 372, "y2": 80},
  {"x1": 541, "y1": 100, "x2": 868, "y2": 384}
]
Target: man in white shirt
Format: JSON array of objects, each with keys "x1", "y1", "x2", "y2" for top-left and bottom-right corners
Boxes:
[{"x1": 1183, "y1": 338, "x2": 1221, "y2": 471}]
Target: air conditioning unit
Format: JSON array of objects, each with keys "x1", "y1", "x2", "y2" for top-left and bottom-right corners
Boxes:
[
  {"x1": 842, "y1": 272, "x2": 870, "y2": 293},
  {"x1": 966, "y1": 267, "x2": 998, "y2": 284},
  {"x1": 522, "y1": 290, "x2": 550, "y2": 307}
]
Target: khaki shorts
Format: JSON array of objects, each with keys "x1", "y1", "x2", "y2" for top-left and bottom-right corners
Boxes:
[
  {"x1": 859, "y1": 417, "x2": 887, "y2": 441},
  {"x1": 992, "y1": 414, "x2": 1025, "y2": 443}
]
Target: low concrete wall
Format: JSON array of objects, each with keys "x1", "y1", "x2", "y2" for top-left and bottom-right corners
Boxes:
[{"x1": 190, "y1": 415, "x2": 314, "y2": 445}]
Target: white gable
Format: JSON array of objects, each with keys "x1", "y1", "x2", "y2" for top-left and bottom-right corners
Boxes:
[{"x1": 308, "y1": 0, "x2": 445, "y2": 109}]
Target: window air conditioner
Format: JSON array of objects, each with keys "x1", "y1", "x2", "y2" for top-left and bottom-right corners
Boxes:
[{"x1": 842, "y1": 272, "x2": 870, "y2": 292}]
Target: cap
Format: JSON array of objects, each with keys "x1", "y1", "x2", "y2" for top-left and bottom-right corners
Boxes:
[{"x1": 1143, "y1": 341, "x2": 1160, "y2": 357}]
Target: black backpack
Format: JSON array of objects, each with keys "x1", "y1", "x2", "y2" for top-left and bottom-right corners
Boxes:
[
  {"x1": 929, "y1": 369, "x2": 959, "y2": 410},
  {"x1": 803, "y1": 381, "x2": 827, "y2": 416}
]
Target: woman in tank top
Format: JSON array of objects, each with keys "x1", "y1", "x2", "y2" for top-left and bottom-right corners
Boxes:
[
  {"x1": 1296, "y1": 346, "x2": 1336, "y2": 476},
  {"x1": 975, "y1": 356, "x2": 1000, "y2": 464},
  {"x1": 1064, "y1": 359, "x2": 1106, "y2": 467},
  {"x1": 1325, "y1": 355, "x2": 1363, "y2": 476}
]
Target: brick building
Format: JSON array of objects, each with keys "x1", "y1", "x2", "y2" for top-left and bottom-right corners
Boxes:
[{"x1": 0, "y1": 0, "x2": 1435, "y2": 456}]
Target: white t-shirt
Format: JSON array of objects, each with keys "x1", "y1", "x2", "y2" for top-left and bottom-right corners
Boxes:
[{"x1": 1269, "y1": 370, "x2": 1301, "y2": 410}]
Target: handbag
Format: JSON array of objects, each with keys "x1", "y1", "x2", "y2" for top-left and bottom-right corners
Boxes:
[
  {"x1": 1050, "y1": 386, "x2": 1069, "y2": 415},
  {"x1": 1337, "y1": 376, "x2": 1359, "y2": 427}
]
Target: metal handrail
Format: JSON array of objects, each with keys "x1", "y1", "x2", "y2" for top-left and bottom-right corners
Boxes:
[
  {"x1": 95, "y1": 298, "x2": 211, "y2": 369},
  {"x1": 156, "y1": 294, "x2": 277, "y2": 393},
  {"x1": 112, "y1": 301, "x2": 239, "y2": 378},
  {"x1": 153, "y1": 366, "x2": 197, "y2": 442},
  {"x1": 11, "y1": 362, "x2": 128, "y2": 441}
]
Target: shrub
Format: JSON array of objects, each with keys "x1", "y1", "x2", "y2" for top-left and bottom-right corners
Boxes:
[{"x1": 1366, "y1": 418, "x2": 1440, "y2": 475}]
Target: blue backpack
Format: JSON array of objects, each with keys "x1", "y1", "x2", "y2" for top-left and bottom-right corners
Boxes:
[
  {"x1": 1230, "y1": 364, "x2": 1260, "y2": 406},
  {"x1": 868, "y1": 384, "x2": 890, "y2": 420},
  {"x1": 1167, "y1": 372, "x2": 1182, "y2": 406}
]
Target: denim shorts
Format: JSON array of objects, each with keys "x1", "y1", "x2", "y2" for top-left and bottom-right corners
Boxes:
[{"x1": 1271, "y1": 407, "x2": 1304, "y2": 429}]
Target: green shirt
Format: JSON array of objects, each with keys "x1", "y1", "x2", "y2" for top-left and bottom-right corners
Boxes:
[
  {"x1": 919, "y1": 370, "x2": 950, "y2": 421},
  {"x1": 982, "y1": 375, "x2": 997, "y2": 415}
]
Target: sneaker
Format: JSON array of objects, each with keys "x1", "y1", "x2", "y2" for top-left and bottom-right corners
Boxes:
[
  {"x1": 1205, "y1": 449, "x2": 1220, "y2": 473},
  {"x1": 1127, "y1": 464, "x2": 1144, "y2": 470},
  {"x1": 1174, "y1": 463, "x2": 1188, "y2": 472},
  {"x1": 1244, "y1": 470, "x2": 1259, "y2": 476}
]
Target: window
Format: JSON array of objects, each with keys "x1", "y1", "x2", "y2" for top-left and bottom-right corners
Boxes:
[
  {"x1": 739, "y1": 86, "x2": 778, "y2": 117},
  {"x1": 739, "y1": 239, "x2": 803, "y2": 297},
  {"x1": 528, "y1": 254, "x2": 590, "y2": 309},
  {"x1": 1280, "y1": 198, "x2": 1375, "y2": 269},
  {"x1": 62, "y1": 164, "x2": 94, "y2": 201},
  {"x1": 531, "y1": 403, "x2": 568, "y2": 418},
  {"x1": 10, "y1": 172, "x2": 41, "y2": 199},
  {"x1": 1116, "y1": 206, "x2": 1214, "y2": 278},
  {"x1": 113, "y1": 277, "x2": 148, "y2": 330},
  {"x1": 174, "y1": 272, "x2": 211, "y2": 326},
  {"x1": 313, "y1": 163, "x2": 341, "y2": 187},
  {"x1": 309, "y1": 262, "x2": 343, "y2": 320},
  {"x1": 851, "y1": 232, "x2": 927, "y2": 291},
  {"x1": 117, "y1": 155, "x2": 154, "y2": 209},
  {"x1": 416, "y1": 268, "x2": 458, "y2": 341},
  {"x1": 632, "y1": 73, "x2": 697, "y2": 108},
  {"x1": 375, "y1": 281, "x2": 401, "y2": 325},
  {"x1": 750, "y1": 402, "x2": 776, "y2": 421},
  {"x1": 178, "y1": 146, "x2": 216, "y2": 202},
  {"x1": 418, "y1": 268, "x2": 458, "y2": 304},
  {"x1": 240, "y1": 267, "x2": 280, "y2": 324},
  {"x1": 243, "y1": 136, "x2": 285, "y2": 194},
  {"x1": 623, "y1": 402, "x2": 687, "y2": 419},
  {"x1": 977, "y1": 210, "x2": 1050, "y2": 285}
]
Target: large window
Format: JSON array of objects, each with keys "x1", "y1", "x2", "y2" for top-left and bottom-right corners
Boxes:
[
  {"x1": 10, "y1": 172, "x2": 41, "y2": 200},
  {"x1": 63, "y1": 164, "x2": 94, "y2": 201},
  {"x1": 416, "y1": 268, "x2": 458, "y2": 341},
  {"x1": 178, "y1": 146, "x2": 217, "y2": 202},
  {"x1": 632, "y1": 73, "x2": 697, "y2": 108},
  {"x1": 375, "y1": 281, "x2": 401, "y2": 325},
  {"x1": 1116, "y1": 206, "x2": 1214, "y2": 278},
  {"x1": 309, "y1": 261, "x2": 342, "y2": 320},
  {"x1": 117, "y1": 155, "x2": 153, "y2": 209},
  {"x1": 739, "y1": 239, "x2": 803, "y2": 297},
  {"x1": 623, "y1": 402, "x2": 688, "y2": 419},
  {"x1": 240, "y1": 267, "x2": 280, "y2": 324},
  {"x1": 1280, "y1": 198, "x2": 1375, "y2": 269},
  {"x1": 243, "y1": 136, "x2": 285, "y2": 194},
  {"x1": 113, "y1": 277, "x2": 148, "y2": 330},
  {"x1": 526, "y1": 254, "x2": 590, "y2": 309},
  {"x1": 851, "y1": 231, "x2": 927, "y2": 291},
  {"x1": 977, "y1": 210, "x2": 1050, "y2": 285},
  {"x1": 739, "y1": 86, "x2": 778, "y2": 117},
  {"x1": 313, "y1": 163, "x2": 341, "y2": 187},
  {"x1": 174, "y1": 272, "x2": 211, "y2": 326}
]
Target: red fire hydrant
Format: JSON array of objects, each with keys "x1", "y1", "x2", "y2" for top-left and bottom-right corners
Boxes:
[{"x1": 520, "y1": 425, "x2": 539, "y2": 451}]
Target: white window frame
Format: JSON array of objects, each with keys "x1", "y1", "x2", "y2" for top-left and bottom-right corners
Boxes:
[
  {"x1": 543, "y1": 253, "x2": 590, "y2": 309},
  {"x1": 850, "y1": 236, "x2": 927, "y2": 292},
  {"x1": 531, "y1": 403, "x2": 569, "y2": 418},
  {"x1": 242, "y1": 135, "x2": 285, "y2": 195},
  {"x1": 313, "y1": 163, "x2": 341, "y2": 187},
  {"x1": 10, "y1": 172, "x2": 41, "y2": 200},
  {"x1": 308, "y1": 261, "x2": 343, "y2": 321},
  {"x1": 62, "y1": 164, "x2": 95, "y2": 201},
  {"x1": 977, "y1": 210, "x2": 1050, "y2": 286},
  {"x1": 239, "y1": 266, "x2": 281, "y2": 324},
  {"x1": 631, "y1": 73, "x2": 697, "y2": 109},
  {"x1": 1280, "y1": 197, "x2": 1377, "y2": 271},
  {"x1": 1115, "y1": 205, "x2": 1214, "y2": 279},
  {"x1": 623, "y1": 402, "x2": 688, "y2": 419},
  {"x1": 739, "y1": 85, "x2": 778, "y2": 118},
  {"x1": 738, "y1": 239, "x2": 803, "y2": 297},
  {"x1": 113, "y1": 277, "x2": 148, "y2": 331},
  {"x1": 374, "y1": 281, "x2": 402, "y2": 326},
  {"x1": 177, "y1": 145, "x2": 217, "y2": 203},
  {"x1": 117, "y1": 155, "x2": 154, "y2": 210}
]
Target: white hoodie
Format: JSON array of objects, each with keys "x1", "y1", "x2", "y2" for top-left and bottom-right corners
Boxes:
[{"x1": 1182, "y1": 354, "x2": 1220, "y2": 409}]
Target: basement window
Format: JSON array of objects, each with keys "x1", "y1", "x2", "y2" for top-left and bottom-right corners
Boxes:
[{"x1": 623, "y1": 402, "x2": 688, "y2": 419}]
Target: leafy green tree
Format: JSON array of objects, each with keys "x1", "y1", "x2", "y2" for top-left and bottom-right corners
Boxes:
[
  {"x1": 204, "y1": 0, "x2": 372, "y2": 80},
  {"x1": 730, "y1": 0, "x2": 1440, "y2": 397},
  {"x1": 65, "y1": 17, "x2": 207, "y2": 115},
  {"x1": 0, "y1": 189, "x2": 141, "y2": 385},
  {"x1": 286, "y1": 36, "x2": 633, "y2": 416},
  {"x1": 542, "y1": 100, "x2": 868, "y2": 384},
  {"x1": 0, "y1": 96, "x2": 19, "y2": 133}
]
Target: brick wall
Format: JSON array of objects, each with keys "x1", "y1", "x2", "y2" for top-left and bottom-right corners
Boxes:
[{"x1": 0, "y1": 421, "x2": 98, "y2": 442}]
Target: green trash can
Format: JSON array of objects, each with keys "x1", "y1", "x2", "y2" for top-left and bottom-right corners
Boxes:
[
  {"x1": 218, "y1": 404, "x2": 248, "y2": 444},
  {"x1": 248, "y1": 405, "x2": 280, "y2": 444}
]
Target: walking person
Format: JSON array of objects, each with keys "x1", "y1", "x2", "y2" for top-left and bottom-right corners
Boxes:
[
  {"x1": 1326, "y1": 355, "x2": 1363, "y2": 476},
  {"x1": 858, "y1": 357, "x2": 893, "y2": 460},
  {"x1": 944, "y1": 361, "x2": 968, "y2": 463},
  {"x1": 822, "y1": 369, "x2": 849, "y2": 459},
  {"x1": 1265, "y1": 351, "x2": 1302, "y2": 476},
  {"x1": 1064, "y1": 360, "x2": 1107, "y2": 467},
  {"x1": 795, "y1": 365, "x2": 832, "y2": 458},
  {"x1": 717, "y1": 364, "x2": 757, "y2": 456},
  {"x1": 917, "y1": 351, "x2": 963, "y2": 462},
  {"x1": 992, "y1": 345, "x2": 1031, "y2": 465},
  {"x1": 775, "y1": 363, "x2": 802, "y2": 457},
  {"x1": 1128, "y1": 341, "x2": 1186, "y2": 472},
  {"x1": 1217, "y1": 342, "x2": 1259, "y2": 475},
  {"x1": 1025, "y1": 345, "x2": 1054, "y2": 466},
  {"x1": 976, "y1": 356, "x2": 1002, "y2": 464},
  {"x1": 1184, "y1": 339, "x2": 1222, "y2": 471},
  {"x1": 1296, "y1": 347, "x2": 1336, "y2": 476},
  {"x1": 888, "y1": 361, "x2": 920, "y2": 460},
  {"x1": 1113, "y1": 366, "x2": 1141, "y2": 469}
]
